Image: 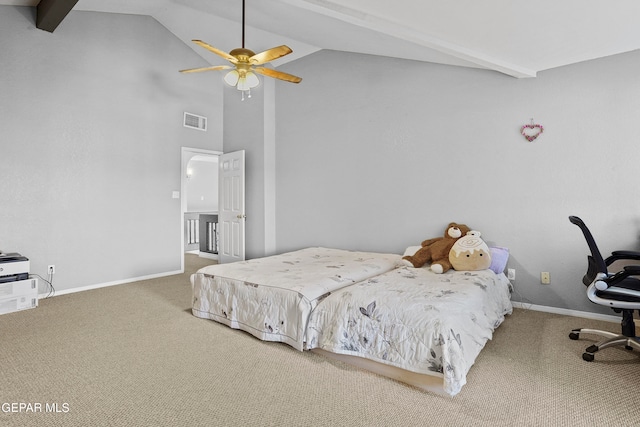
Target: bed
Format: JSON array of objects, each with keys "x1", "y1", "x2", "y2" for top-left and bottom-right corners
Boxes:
[
  {"x1": 304, "y1": 266, "x2": 513, "y2": 396},
  {"x1": 190, "y1": 247, "x2": 402, "y2": 351},
  {"x1": 191, "y1": 245, "x2": 512, "y2": 396}
]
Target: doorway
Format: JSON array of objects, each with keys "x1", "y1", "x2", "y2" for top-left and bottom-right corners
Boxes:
[{"x1": 181, "y1": 147, "x2": 222, "y2": 273}]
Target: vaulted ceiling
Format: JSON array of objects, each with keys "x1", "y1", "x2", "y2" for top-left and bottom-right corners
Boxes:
[{"x1": 5, "y1": 0, "x2": 640, "y2": 78}]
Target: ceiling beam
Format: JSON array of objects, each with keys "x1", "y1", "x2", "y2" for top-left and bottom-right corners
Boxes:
[
  {"x1": 277, "y1": 0, "x2": 537, "y2": 78},
  {"x1": 36, "y1": 0, "x2": 79, "y2": 33}
]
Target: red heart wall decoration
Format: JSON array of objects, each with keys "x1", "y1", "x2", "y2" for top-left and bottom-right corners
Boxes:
[{"x1": 520, "y1": 124, "x2": 544, "y2": 142}]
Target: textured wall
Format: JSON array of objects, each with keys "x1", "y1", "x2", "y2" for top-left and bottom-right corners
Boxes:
[
  {"x1": 223, "y1": 78, "x2": 278, "y2": 260},
  {"x1": 0, "y1": 6, "x2": 223, "y2": 293},
  {"x1": 186, "y1": 159, "x2": 219, "y2": 213},
  {"x1": 275, "y1": 49, "x2": 640, "y2": 314}
]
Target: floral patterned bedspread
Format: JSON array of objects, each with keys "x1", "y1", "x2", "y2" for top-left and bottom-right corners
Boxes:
[
  {"x1": 304, "y1": 267, "x2": 513, "y2": 396},
  {"x1": 191, "y1": 247, "x2": 402, "y2": 351}
]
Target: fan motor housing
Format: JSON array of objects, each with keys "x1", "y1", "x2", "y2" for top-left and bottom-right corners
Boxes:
[{"x1": 230, "y1": 48, "x2": 255, "y2": 62}]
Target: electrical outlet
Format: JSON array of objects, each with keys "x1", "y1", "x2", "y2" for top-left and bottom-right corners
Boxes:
[
  {"x1": 541, "y1": 271, "x2": 550, "y2": 284},
  {"x1": 48, "y1": 265, "x2": 55, "y2": 275},
  {"x1": 507, "y1": 268, "x2": 516, "y2": 280}
]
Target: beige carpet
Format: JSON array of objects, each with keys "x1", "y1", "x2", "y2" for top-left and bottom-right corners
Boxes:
[{"x1": 1, "y1": 254, "x2": 639, "y2": 427}]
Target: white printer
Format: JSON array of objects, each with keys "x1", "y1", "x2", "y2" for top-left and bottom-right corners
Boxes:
[
  {"x1": 0, "y1": 253, "x2": 30, "y2": 283},
  {"x1": 0, "y1": 253, "x2": 37, "y2": 315}
]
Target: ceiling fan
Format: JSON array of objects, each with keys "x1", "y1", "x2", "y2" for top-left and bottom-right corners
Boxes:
[{"x1": 179, "y1": 0, "x2": 302, "y2": 98}]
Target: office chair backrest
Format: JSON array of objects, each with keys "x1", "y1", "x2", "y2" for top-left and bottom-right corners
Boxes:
[{"x1": 569, "y1": 216, "x2": 607, "y2": 286}]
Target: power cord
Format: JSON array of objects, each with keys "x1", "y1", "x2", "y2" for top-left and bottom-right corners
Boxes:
[
  {"x1": 510, "y1": 285, "x2": 533, "y2": 310},
  {"x1": 30, "y1": 273, "x2": 55, "y2": 298}
]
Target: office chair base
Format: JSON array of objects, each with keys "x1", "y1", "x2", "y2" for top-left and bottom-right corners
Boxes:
[{"x1": 569, "y1": 328, "x2": 640, "y2": 361}]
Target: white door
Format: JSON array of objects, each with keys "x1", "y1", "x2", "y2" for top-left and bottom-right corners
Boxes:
[{"x1": 218, "y1": 150, "x2": 245, "y2": 263}]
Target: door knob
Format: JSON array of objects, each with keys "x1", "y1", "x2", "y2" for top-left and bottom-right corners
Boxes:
[{"x1": 237, "y1": 214, "x2": 246, "y2": 219}]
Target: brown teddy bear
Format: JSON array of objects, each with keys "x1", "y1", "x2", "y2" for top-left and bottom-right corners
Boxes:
[{"x1": 402, "y1": 222, "x2": 471, "y2": 273}]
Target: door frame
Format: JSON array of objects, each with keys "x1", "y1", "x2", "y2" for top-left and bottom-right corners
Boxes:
[{"x1": 181, "y1": 147, "x2": 223, "y2": 273}]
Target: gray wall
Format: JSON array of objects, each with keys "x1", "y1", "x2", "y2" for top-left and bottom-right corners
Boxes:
[
  {"x1": 275, "y1": 49, "x2": 640, "y2": 315},
  {"x1": 186, "y1": 158, "x2": 219, "y2": 213},
  {"x1": 3, "y1": 4, "x2": 638, "y2": 316},
  {"x1": 0, "y1": 7, "x2": 223, "y2": 293},
  {"x1": 223, "y1": 80, "x2": 275, "y2": 260}
]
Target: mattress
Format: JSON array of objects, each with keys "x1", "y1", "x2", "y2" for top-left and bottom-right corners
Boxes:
[
  {"x1": 304, "y1": 266, "x2": 513, "y2": 396},
  {"x1": 191, "y1": 247, "x2": 402, "y2": 351}
]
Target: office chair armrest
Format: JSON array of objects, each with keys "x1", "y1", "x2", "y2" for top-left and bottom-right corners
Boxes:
[
  {"x1": 623, "y1": 265, "x2": 640, "y2": 275},
  {"x1": 605, "y1": 250, "x2": 640, "y2": 265},
  {"x1": 594, "y1": 266, "x2": 640, "y2": 290}
]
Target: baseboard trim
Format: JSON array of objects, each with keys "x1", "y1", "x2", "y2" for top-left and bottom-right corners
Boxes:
[
  {"x1": 511, "y1": 301, "x2": 620, "y2": 323},
  {"x1": 185, "y1": 250, "x2": 218, "y2": 261},
  {"x1": 38, "y1": 269, "x2": 183, "y2": 299},
  {"x1": 36, "y1": 275, "x2": 623, "y2": 324}
]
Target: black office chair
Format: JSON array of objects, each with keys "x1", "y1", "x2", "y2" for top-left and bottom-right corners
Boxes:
[{"x1": 568, "y1": 215, "x2": 640, "y2": 361}]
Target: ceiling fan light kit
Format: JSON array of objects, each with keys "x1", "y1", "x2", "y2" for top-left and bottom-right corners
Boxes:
[{"x1": 180, "y1": 0, "x2": 302, "y2": 101}]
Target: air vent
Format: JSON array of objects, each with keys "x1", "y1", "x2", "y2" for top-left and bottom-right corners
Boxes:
[{"x1": 183, "y1": 112, "x2": 207, "y2": 131}]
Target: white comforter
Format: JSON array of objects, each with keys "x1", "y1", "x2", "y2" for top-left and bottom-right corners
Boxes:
[
  {"x1": 304, "y1": 267, "x2": 513, "y2": 396},
  {"x1": 191, "y1": 247, "x2": 402, "y2": 351}
]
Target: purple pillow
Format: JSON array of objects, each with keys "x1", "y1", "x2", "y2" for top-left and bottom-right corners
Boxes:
[{"x1": 489, "y1": 247, "x2": 509, "y2": 274}]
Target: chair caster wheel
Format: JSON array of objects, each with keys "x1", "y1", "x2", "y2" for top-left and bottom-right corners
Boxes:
[
  {"x1": 625, "y1": 345, "x2": 634, "y2": 351},
  {"x1": 582, "y1": 352, "x2": 594, "y2": 362},
  {"x1": 569, "y1": 332, "x2": 579, "y2": 340},
  {"x1": 585, "y1": 344, "x2": 598, "y2": 353}
]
